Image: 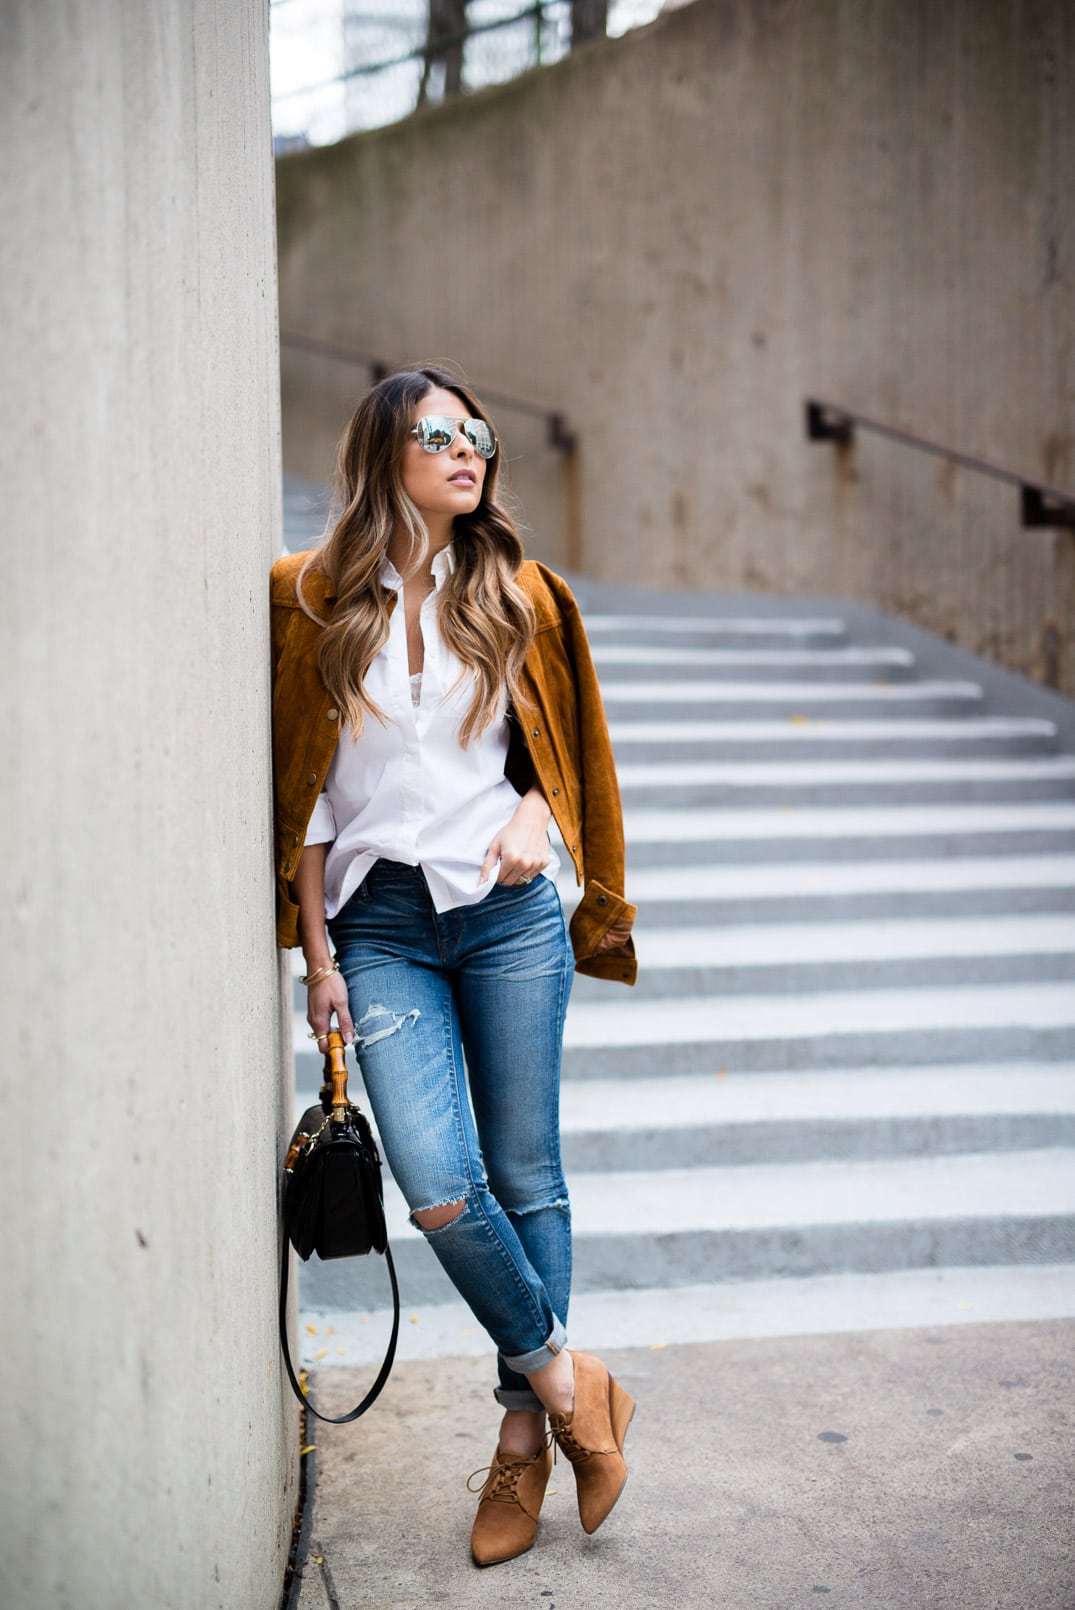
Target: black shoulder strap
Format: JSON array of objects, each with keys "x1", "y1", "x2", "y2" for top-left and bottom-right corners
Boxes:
[{"x1": 279, "y1": 1233, "x2": 400, "y2": 1424}]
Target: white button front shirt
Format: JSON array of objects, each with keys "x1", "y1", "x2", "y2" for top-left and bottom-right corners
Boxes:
[{"x1": 304, "y1": 547, "x2": 557, "y2": 918}]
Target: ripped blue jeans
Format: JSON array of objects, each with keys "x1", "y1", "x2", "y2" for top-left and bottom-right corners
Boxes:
[{"x1": 327, "y1": 858, "x2": 574, "y2": 1412}]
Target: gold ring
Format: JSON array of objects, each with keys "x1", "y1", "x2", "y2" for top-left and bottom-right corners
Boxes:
[{"x1": 307, "y1": 1029, "x2": 331, "y2": 1040}]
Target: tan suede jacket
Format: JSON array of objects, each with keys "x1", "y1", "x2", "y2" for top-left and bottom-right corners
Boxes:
[{"x1": 269, "y1": 552, "x2": 638, "y2": 984}]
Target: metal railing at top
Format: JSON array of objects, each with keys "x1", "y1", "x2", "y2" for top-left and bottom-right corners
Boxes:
[
  {"x1": 806, "y1": 398, "x2": 1075, "y2": 530},
  {"x1": 270, "y1": 1, "x2": 655, "y2": 144}
]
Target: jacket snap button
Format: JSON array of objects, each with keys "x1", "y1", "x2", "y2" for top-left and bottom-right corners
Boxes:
[
  {"x1": 326, "y1": 708, "x2": 339, "y2": 721},
  {"x1": 306, "y1": 772, "x2": 318, "y2": 786},
  {"x1": 552, "y1": 787, "x2": 560, "y2": 796},
  {"x1": 532, "y1": 727, "x2": 540, "y2": 738},
  {"x1": 292, "y1": 835, "x2": 299, "y2": 848},
  {"x1": 284, "y1": 860, "x2": 292, "y2": 874},
  {"x1": 597, "y1": 895, "x2": 608, "y2": 906}
]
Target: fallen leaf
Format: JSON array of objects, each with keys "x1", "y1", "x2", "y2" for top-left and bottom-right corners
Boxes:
[
  {"x1": 337, "y1": 1347, "x2": 346, "y2": 1355},
  {"x1": 410, "y1": 1314, "x2": 420, "y2": 1324},
  {"x1": 650, "y1": 1342, "x2": 668, "y2": 1350},
  {"x1": 715, "y1": 1068, "x2": 727, "y2": 1079},
  {"x1": 313, "y1": 1348, "x2": 328, "y2": 1360},
  {"x1": 325, "y1": 1327, "x2": 335, "y2": 1336},
  {"x1": 304, "y1": 1324, "x2": 318, "y2": 1336},
  {"x1": 300, "y1": 1445, "x2": 317, "y2": 1456},
  {"x1": 957, "y1": 1303, "x2": 974, "y2": 1311}
]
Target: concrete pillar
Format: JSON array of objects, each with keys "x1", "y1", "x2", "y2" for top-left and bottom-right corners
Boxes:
[{"x1": 0, "y1": 5, "x2": 293, "y2": 1607}]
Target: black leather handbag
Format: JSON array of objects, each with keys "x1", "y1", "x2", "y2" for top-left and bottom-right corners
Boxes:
[{"x1": 278, "y1": 1030, "x2": 399, "y2": 1423}]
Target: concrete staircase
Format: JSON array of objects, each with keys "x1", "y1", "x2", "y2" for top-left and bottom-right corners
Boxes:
[{"x1": 292, "y1": 595, "x2": 1075, "y2": 1364}]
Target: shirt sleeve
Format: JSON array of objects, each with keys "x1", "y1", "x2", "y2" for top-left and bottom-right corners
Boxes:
[{"x1": 303, "y1": 790, "x2": 336, "y2": 847}]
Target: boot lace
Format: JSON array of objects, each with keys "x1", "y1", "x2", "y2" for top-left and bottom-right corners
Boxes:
[
  {"x1": 466, "y1": 1454, "x2": 529, "y2": 1503},
  {"x1": 548, "y1": 1415, "x2": 590, "y2": 1464}
]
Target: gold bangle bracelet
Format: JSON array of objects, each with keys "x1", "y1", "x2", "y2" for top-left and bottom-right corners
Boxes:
[{"x1": 300, "y1": 960, "x2": 339, "y2": 987}]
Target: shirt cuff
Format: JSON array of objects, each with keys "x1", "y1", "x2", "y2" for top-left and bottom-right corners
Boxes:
[{"x1": 303, "y1": 791, "x2": 336, "y2": 846}]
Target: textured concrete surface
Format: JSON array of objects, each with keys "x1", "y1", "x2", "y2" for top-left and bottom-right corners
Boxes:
[
  {"x1": 292, "y1": 1320, "x2": 1075, "y2": 1609},
  {"x1": 0, "y1": 4, "x2": 293, "y2": 1607},
  {"x1": 276, "y1": 0, "x2": 1075, "y2": 695}
]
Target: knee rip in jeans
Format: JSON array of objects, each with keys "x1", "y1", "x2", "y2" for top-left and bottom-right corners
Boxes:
[
  {"x1": 413, "y1": 1196, "x2": 467, "y2": 1233},
  {"x1": 355, "y1": 1001, "x2": 421, "y2": 1049}
]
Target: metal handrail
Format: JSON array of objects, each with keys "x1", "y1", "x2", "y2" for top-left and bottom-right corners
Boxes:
[
  {"x1": 805, "y1": 397, "x2": 1075, "y2": 530},
  {"x1": 281, "y1": 330, "x2": 576, "y2": 453}
]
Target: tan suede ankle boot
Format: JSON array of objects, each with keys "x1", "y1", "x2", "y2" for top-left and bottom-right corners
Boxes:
[
  {"x1": 548, "y1": 1351, "x2": 636, "y2": 1534},
  {"x1": 469, "y1": 1444, "x2": 553, "y2": 1566}
]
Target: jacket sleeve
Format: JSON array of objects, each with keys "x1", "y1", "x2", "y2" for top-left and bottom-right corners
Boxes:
[{"x1": 559, "y1": 589, "x2": 638, "y2": 985}]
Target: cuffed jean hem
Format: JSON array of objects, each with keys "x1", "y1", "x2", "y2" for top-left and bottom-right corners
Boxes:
[
  {"x1": 493, "y1": 1386, "x2": 546, "y2": 1413},
  {"x1": 492, "y1": 1318, "x2": 568, "y2": 1410}
]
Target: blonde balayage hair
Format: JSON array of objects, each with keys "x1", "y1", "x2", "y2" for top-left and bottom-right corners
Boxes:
[{"x1": 298, "y1": 366, "x2": 536, "y2": 745}]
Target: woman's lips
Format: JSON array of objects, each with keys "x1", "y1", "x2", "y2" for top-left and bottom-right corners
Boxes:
[{"x1": 448, "y1": 472, "x2": 476, "y2": 485}]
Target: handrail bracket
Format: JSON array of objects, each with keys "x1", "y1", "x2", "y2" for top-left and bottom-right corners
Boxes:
[{"x1": 805, "y1": 396, "x2": 1075, "y2": 531}]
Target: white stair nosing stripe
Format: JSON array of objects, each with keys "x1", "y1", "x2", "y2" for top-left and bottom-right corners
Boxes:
[
  {"x1": 610, "y1": 914, "x2": 1075, "y2": 967},
  {"x1": 592, "y1": 646, "x2": 914, "y2": 667},
  {"x1": 299, "y1": 1265, "x2": 1075, "y2": 1363},
  {"x1": 621, "y1": 802, "x2": 1075, "y2": 841},
  {"x1": 608, "y1": 717, "x2": 1058, "y2": 741},
  {"x1": 559, "y1": 1066, "x2": 1075, "y2": 1129},
  {"x1": 616, "y1": 757, "x2": 1075, "y2": 785},
  {"x1": 562, "y1": 981, "x2": 1075, "y2": 1048},
  {"x1": 561, "y1": 1149, "x2": 1075, "y2": 1235},
  {"x1": 615, "y1": 855, "x2": 1075, "y2": 900},
  {"x1": 601, "y1": 679, "x2": 983, "y2": 703},
  {"x1": 582, "y1": 615, "x2": 849, "y2": 636}
]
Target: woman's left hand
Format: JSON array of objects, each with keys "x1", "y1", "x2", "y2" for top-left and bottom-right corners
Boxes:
[{"x1": 479, "y1": 786, "x2": 552, "y2": 887}]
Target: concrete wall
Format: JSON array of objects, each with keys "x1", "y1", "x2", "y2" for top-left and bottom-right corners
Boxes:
[
  {"x1": 0, "y1": 5, "x2": 293, "y2": 1607},
  {"x1": 277, "y1": 0, "x2": 1075, "y2": 694}
]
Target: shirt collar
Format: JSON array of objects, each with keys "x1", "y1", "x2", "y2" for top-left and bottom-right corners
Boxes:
[{"x1": 380, "y1": 542, "x2": 455, "y2": 593}]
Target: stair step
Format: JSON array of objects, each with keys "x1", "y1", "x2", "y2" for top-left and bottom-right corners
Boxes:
[
  {"x1": 300, "y1": 1148, "x2": 1075, "y2": 1305},
  {"x1": 618, "y1": 801, "x2": 1075, "y2": 864},
  {"x1": 571, "y1": 914, "x2": 1075, "y2": 998},
  {"x1": 592, "y1": 645, "x2": 915, "y2": 682},
  {"x1": 583, "y1": 614, "x2": 849, "y2": 648},
  {"x1": 587, "y1": 854, "x2": 1075, "y2": 926},
  {"x1": 557, "y1": 1066, "x2": 1075, "y2": 1168},
  {"x1": 608, "y1": 715, "x2": 1059, "y2": 761},
  {"x1": 601, "y1": 679, "x2": 983, "y2": 720},
  {"x1": 616, "y1": 755, "x2": 1075, "y2": 806},
  {"x1": 559, "y1": 980, "x2": 1075, "y2": 1076}
]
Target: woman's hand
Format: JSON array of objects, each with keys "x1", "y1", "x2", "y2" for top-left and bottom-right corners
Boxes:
[
  {"x1": 307, "y1": 970, "x2": 355, "y2": 1047},
  {"x1": 479, "y1": 786, "x2": 552, "y2": 887}
]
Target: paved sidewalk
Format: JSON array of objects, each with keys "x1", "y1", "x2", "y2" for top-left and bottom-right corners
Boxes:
[{"x1": 290, "y1": 1318, "x2": 1074, "y2": 1610}]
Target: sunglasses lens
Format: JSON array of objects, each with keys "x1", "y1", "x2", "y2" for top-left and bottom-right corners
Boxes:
[
  {"x1": 464, "y1": 419, "x2": 496, "y2": 459},
  {"x1": 415, "y1": 416, "x2": 457, "y2": 452}
]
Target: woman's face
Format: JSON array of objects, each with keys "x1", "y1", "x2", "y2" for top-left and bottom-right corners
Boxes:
[{"x1": 400, "y1": 386, "x2": 488, "y2": 523}]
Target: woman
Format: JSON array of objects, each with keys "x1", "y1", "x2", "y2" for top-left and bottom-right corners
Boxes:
[{"x1": 270, "y1": 366, "x2": 637, "y2": 1566}]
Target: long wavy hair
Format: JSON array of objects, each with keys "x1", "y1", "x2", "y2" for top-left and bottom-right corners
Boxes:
[{"x1": 298, "y1": 365, "x2": 536, "y2": 744}]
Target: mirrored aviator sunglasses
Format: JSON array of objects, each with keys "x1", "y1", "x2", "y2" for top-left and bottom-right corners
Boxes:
[{"x1": 411, "y1": 414, "x2": 496, "y2": 459}]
